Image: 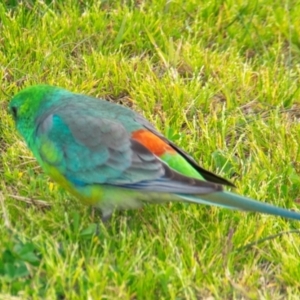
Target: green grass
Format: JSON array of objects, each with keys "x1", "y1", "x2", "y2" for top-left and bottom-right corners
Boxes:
[{"x1": 1, "y1": 0, "x2": 300, "y2": 298}]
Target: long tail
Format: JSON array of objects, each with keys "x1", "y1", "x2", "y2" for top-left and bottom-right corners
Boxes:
[{"x1": 178, "y1": 191, "x2": 300, "y2": 221}]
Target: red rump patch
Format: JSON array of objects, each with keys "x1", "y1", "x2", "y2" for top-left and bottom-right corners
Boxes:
[{"x1": 131, "y1": 129, "x2": 176, "y2": 156}]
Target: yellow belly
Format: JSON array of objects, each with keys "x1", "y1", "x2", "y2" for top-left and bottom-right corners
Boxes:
[{"x1": 46, "y1": 165, "x2": 103, "y2": 205}]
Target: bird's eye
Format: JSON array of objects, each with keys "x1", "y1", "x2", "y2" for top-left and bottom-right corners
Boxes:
[{"x1": 11, "y1": 106, "x2": 18, "y2": 119}]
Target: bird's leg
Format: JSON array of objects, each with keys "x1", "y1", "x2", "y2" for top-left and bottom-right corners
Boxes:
[
  {"x1": 87, "y1": 206, "x2": 113, "y2": 236},
  {"x1": 89, "y1": 206, "x2": 113, "y2": 222},
  {"x1": 101, "y1": 212, "x2": 113, "y2": 223},
  {"x1": 88, "y1": 206, "x2": 111, "y2": 234},
  {"x1": 97, "y1": 206, "x2": 113, "y2": 232}
]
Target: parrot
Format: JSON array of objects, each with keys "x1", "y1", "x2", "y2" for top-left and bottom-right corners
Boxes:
[{"x1": 8, "y1": 84, "x2": 300, "y2": 221}]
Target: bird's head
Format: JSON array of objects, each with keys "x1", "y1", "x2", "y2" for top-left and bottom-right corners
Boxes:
[{"x1": 8, "y1": 85, "x2": 59, "y2": 143}]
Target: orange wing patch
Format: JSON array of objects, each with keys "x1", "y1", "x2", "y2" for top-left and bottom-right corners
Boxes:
[{"x1": 131, "y1": 129, "x2": 176, "y2": 156}]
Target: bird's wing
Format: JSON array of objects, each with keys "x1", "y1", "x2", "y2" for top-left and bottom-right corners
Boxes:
[
  {"x1": 35, "y1": 105, "x2": 223, "y2": 194},
  {"x1": 134, "y1": 114, "x2": 235, "y2": 187}
]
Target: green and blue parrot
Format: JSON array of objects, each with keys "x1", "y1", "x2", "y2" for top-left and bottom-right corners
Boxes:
[{"x1": 8, "y1": 85, "x2": 300, "y2": 221}]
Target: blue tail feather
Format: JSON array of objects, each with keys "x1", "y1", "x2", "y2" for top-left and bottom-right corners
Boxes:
[{"x1": 178, "y1": 191, "x2": 300, "y2": 221}]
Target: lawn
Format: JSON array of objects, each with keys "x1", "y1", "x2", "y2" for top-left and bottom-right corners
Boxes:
[{"x1": 1, "y1": 0, "x2": 300, "y2": 299}]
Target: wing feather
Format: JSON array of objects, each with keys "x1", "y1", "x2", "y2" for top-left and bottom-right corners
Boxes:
[{"x1": 134, "y1": 114, "x2": 235, "y2": 187}]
